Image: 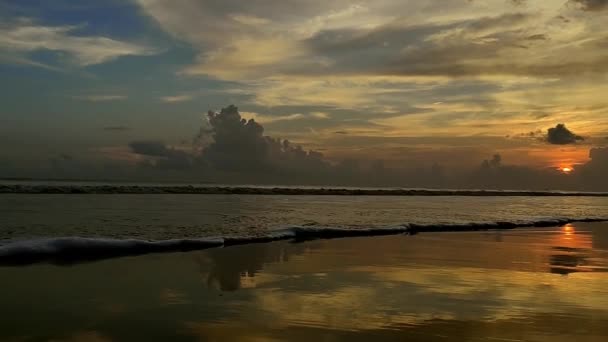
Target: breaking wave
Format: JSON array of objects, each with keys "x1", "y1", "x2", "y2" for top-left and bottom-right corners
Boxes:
[{"x1": 1, "y1": 217, "x2": 607, "y2": 266}]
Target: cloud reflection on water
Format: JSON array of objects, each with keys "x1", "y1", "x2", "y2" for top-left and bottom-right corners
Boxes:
[{"x1": 2, "y1": 223, "x2": 608, "y2": 341}]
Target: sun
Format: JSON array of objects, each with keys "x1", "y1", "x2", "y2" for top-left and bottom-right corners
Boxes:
[{"x1": 559, "y1": 166, "x2": 574, "y2": 174}]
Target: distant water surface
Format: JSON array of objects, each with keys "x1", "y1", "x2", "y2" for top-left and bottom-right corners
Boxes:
[{"x1": 1, "y1": 194, "x2": 608, "y2": 241}]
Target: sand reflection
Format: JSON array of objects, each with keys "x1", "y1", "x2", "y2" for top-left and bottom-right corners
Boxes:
[
  {"x1": 2, "y1": 223, "x2": 608, "y2": 341},
  {"x1": 549, "y1": 224, "x2": 608, "y2": 274},
  {"x1": 183, "y1": 223, "x2": 608, "y2": 340}
]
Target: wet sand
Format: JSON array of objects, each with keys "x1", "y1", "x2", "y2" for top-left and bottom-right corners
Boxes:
[{"x1": 2, "y1": 223, "x2": 608, "y2": 341}]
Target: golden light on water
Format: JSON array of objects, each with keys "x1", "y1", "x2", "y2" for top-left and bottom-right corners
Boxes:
[
  {"x1": 559, "y1": 166, "x2": 574, "y2": 174},
  {"x1": 563, "y1": 224, "x2": 575, "y2": 238}
]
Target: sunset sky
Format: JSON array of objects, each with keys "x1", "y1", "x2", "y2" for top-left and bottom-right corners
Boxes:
[{"x1": 1, "y1": 0, "x2": 607, "y2": 185}]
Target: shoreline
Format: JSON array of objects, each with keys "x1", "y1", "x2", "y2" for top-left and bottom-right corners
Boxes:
[
  {"x1": 2, "y1": 184, "x2": 608, "y2": 196},
  {"x1": 3, "y1": 223, "x2": 607, "y2": 341},
  {"x1": 2, "y1": 217, "x2": 607, "y2": 266}
]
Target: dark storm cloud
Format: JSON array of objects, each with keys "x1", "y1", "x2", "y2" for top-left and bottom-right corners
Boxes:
[
  {"x1": 569, "y1": 0, "x2": 608, "y2": 11},
  {"x1": 202, "y1": 105, "x2": 330, "y2": 174},
  {"x1": 125, "y1": 106, "x2": 336, "y2": 181},
  {"x1": 546, "y1": 124, "x2": 584, "y2": 145}
]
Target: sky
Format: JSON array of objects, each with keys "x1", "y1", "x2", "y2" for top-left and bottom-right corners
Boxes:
[{"x1": 1, "y1": 0, "x2": 607, "y2": 189}]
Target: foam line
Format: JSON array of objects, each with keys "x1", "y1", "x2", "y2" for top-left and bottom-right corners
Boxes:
[
  {"x1": 1, "y1": 217, "x2": 607, "y2": 266},
  {"x1": 0, "y1": 237, "x2": 223, "y2": 266}
]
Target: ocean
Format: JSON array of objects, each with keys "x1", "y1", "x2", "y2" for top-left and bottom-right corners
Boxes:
[
  {"x1": 2, "y1": 187, "x2": 608, "y2": 340},
  {"x1": 1, "y1": 189, "x2": 608, "y2": 265},
  {"x1": 3, "y1": 193, "x2": 608, "y2": 241}
]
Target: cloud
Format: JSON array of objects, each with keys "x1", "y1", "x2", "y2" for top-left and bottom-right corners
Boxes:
[
  {"x1": 509, "y1": 0, "x2": 527, "y2": 6},
  {"x1": 525, "y1": 34, "x2": 548, "y2": 41},
  {"x1": 103, "y1": 126, "x2": 131, "y2": 131},
  {"x1": 589, "y1": 146, "x2": 608, "y2": 162},
  {"x1": 547, "y1": 124, "x2": 584, "y2": 145},
  {"x1": 0, "y1": 53, "x2": 62, "y2": 71},
  {"x1": 135, "y1": 0, "x2": 358, "y2": 47},
  {"x1": 300, "y1": 13, "x2": 608, "y2": 79},
  {"x1": 559, "y1": 147, "x2": 608, "y2": 190},
  {"x1": 8, "y1": 102, "x2": 604, "y2": 190},
  {"x1": 72, "y1": 95, "x2": 127, "y2": 102},
  {"x1": 129, "y1": 140, "x2": 172, "y2": 157},
  {"x1": 0, "y1": 19, "x2": 157, "y2": 67},
  {"x1": 310, "y1": 112, "x2": 330, "y2": 119},
  {"x1": 243, "y1": 112, "x2": 305, "y2": 123},
  {"x1": 132, "y1": 0, "x2": 608, "y2": 143},
  {"x1": 161, "y1": 95, "x2": 193, "y2": 103},
  {"x1": 569, "y1": 0, "x2": 608, "y2": 11},
  {"x1": 202, "y1": 105, "x2": 330, "y2": 174},
  {"x1": 129, "y1": 140, "x2": 193, "y2": 169},
  {"x1": 241, "y1": 111, "x2": 331, "y2": 124},
  {"x1": 139, "y1": 2, "x2": 608, "y2": 81},
  {"x1": 123, "y1": 104, "x2": 608, "y2": 190}
]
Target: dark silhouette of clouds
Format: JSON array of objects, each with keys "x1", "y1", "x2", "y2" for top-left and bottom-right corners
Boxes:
[
  {"x1": 129, "y1": 140, "x2": 193, "y2": 169},
  {"x1": 589, "y1": 147, "x2": 608, "y2": 161},
  {"x1": 588, "y1": 147, "x2": 608, "y2": 176},
  {"x1": 481, "y1": 154, "x2": 502, "y2": 169},
  {"x1": 121, "y1": 107, "x2": 608, "y2": 190},
  {"x1": 14, "y1": 105, "x2": 602, "y2": 191},
  {"x1": 578, "y1": 147, "x2": 608, "y2": 188},
  {"x1": 123, "y1": 106, "x2": 333, "y2": 181},
  {"x1": 130, "y1": 141, "x2": 172, "y2": 157},
  {"x1": 470, "y1": 153, "x2": 575, "y2": 190},
  {"x1": 547, "y1": 124, "x2": 584, "y2": 145},
  {"x1": 201, "y1": 105, "x2": 331, "y2": 175},
  {"x1": 569, "y1": 0, "x2": 608, "y2": 11}
]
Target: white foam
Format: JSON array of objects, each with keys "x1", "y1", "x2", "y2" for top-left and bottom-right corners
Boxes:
[
  {"x1": 0, "y1": 237, "x2": 223, "y2": 265},
  {"x1": 1, "y1": 217, "x2": 607, "y2": 265}
]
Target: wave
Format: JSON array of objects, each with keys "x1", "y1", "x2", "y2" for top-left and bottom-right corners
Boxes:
[
  {"x1": 1, "y1": 217, "x2": 607, "y2": 266},
  {"x1": 2, "y1": 184, "x2": 608, "y2": 196}
]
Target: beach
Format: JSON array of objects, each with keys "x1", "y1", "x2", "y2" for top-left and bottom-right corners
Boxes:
[
  {"x1": 2, "y1": 222, "x2": 608, "y2": 341},
  {"x1": 5, "y1": 1, "x2": 608, "y2": 341}
]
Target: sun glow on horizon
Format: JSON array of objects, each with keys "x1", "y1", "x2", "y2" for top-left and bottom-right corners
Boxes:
[{"x1": 559, "y1": 166, "x2": 574, "y2": 174}]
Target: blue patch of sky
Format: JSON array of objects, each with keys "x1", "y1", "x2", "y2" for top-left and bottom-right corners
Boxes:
[
  {"x1": 0, "y1": 1, "x2": 257, "y2": 146},
  {"x1": 1, "y1": 48, "x2": 251, "y2": 147},
  {"x1": 2, "y1": 0, "x2": 147, "y2": 38}
]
